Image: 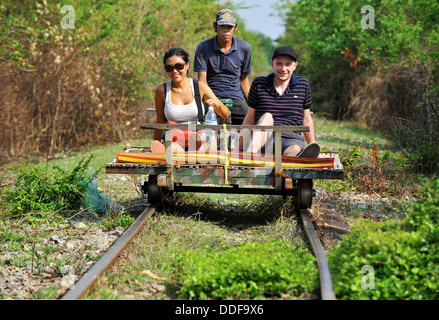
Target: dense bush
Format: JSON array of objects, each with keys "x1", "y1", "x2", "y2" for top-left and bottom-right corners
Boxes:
[
  {"x1": 329, "y1": 179, "x2": 439, "y2": 299},
  {"x1": 1, "y1": 154, "x2": 98, "y2": 218},
  {"x1": 278, "y1": 0, "x2": 438, "y2": 113},
  {"x1": 383, "y1": 78, "x2": 439, "y2": 173},
  {"x1": 0, "y1": 0, "x2": 274, "y2": 164},
  {"x1": 277, "y1": 0, "x2": 439, "y2": 173},
  {"x1": 169, "y1": 239, "x2": 318, "y2": 299}
]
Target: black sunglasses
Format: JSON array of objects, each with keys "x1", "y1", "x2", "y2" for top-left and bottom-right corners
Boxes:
[{"x1": 165, "y1": 62, "x2": 185, "y2": 72}]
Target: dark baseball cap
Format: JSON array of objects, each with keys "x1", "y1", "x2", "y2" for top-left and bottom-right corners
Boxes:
[
  {"x1": 216, "y1": 9, "x2": 237, "y2": 26},
  {"x1": 272, "y1": 46, "x2": 297, "y2": 61}
]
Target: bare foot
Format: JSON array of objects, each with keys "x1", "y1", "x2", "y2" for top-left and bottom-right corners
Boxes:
[{"x1": 150, "y1": 140, "x2": 165, "y2": 154}]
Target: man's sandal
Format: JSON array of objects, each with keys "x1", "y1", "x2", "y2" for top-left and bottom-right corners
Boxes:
[{"x1": 296, "y1": 142, "x2": 320, "y2": 158}]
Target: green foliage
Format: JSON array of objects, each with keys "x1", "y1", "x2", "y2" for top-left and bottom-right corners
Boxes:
[
  {"x1": 75, "y1": 0, "x2": 223, "y2": 99},
  {"x1": 329, "y1": 179, "x2": 439, "y2": 299},
  {"x1": 100, "y1": 211, "x2": 134, "y2": 230},
  {"x1": 2, "y1": 154, "x2": 99, "y2": 218},
  {"x1": 1, "y1": 0, "x2": 54, "y2": 68},
  {"x1": 0, "y1": 221, "x2": 27, "y2": 246},
  {"x1": 1, "y1": 1, "x2": 276, "y2": 163},
  {"x1": 280, "y1": 0, "x2": 439, "y2": 160},
  {"x1": 277, "y1": 0, "x2": 439, "y2": 175},
  {"x1": 384, "y1": 79, "x2": 439, "y2": 173},
  {"x1": 169, "y1": 240, "x2": 318, "y2": 299},
  {"x1": 402, "y1": 179, "x2": 439, "y2": 233},
  {"x1": 236, "y1": 29, "x2": 275, "y2": 76},
  {"x1": 0, "y1": 0, "x2": 275, "y2": 99},
  {"x1": 279, "y1": 0, "x2": 438, "y2": 74},
  {"x1": 1, "y1": 0, "x2": 274, "y2": 100}
]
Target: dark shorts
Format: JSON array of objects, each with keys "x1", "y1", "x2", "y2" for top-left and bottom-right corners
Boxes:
[
  {"x1": 262, "y1": 132, "x2": 306, "y2": 154},
  {"x1": 281, "y1": 132, "x2": 306, "y2": 154}
]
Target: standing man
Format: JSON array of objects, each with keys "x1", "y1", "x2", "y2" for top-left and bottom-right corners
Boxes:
[
  {"x1": 240, "y1": 46, "x2": 321, "y2": 158},
  {"x1": 194, "y1": 9, "x2": 252, "y2": 124}
]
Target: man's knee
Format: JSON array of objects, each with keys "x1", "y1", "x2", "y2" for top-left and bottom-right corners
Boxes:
[
  {"x1": 283, "y1": 144, "x2": 302, "y2": 157},
  {"x1": 257, "y1": 112, "x2": 273, "y2": 125}
]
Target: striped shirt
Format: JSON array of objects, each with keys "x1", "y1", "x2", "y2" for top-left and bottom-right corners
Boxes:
[{"x1": 248, "y1": 73, "x2": 311, "y2": 135}]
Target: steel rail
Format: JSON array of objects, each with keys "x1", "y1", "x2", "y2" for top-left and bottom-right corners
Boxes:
[
  {"x1": 299, "y1": 208, "x2": 336, "y2": 300},
  {"x1": 61, "y1": 205, "x2": 157, "y2": 300},
  {"x1": 61, "y1": 203, "x2": 335, "y2": 300}
]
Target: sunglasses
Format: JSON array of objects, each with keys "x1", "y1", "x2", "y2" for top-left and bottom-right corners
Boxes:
[{"x1": 165, "y1": 62, "x2": 186, "y2": 73}]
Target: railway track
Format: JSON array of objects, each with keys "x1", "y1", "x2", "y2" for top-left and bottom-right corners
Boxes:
[
  {"x1": 61, "y1": 202, "x2": 336, "y2": 301},
  {"x1": 60, "y1": 205, "x2": 158, "y2": 300},
  {"x1": 62, "y1": 125, "x2": 342, "y2": 301},
  {"x1": 299, "y1": 208, "x2": 335, "y2": 300}
]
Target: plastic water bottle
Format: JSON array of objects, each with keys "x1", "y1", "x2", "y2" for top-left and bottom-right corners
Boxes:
[
  {"x1": 202, "y1": 106, "x2": 217, "y2": 148},
  {"x1": 205, "y1": 106, "x2": 218, "y2": 125}
]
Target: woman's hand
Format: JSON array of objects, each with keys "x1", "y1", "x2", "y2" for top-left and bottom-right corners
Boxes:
[
  {"x1": 205, "y1": 98, "x2": 220, "y2": 111},
  {"x1": 205, "y1": 98, "x2": 229, "y2": 119},
  {"x1": 199, "y1": 81, "x2": 230, "y2": 119}
]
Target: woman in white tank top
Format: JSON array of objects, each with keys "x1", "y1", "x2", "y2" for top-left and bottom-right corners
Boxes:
[
  {"x1": 151, "y1": 48, "x2": 229, "y2": 153},
  {"x1": 163, "y1": 78, "x2": 201, "y2": 124}
]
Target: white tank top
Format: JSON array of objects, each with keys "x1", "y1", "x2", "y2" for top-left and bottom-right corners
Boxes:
[{"x1": 164, "y1": 78, "x2": 204, "y2": 124}]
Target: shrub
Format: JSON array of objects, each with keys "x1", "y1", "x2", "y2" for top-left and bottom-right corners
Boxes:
[
  {"x1": 169, "y1": 240, "x2": 318, "y2": 299},
  {"x1": 279, "y1": 0, "x2": 438, "y2": 174},
  {"x1": 402, "y1": 179, "x2": 439, "y2": 234},
  {"x1": 382, "y1": 80, "x2": 439, "y2": 174},
  {"x1": 329, "y1": 179, "x2": 439, "y2": 299},
  {"x1": 100, "y1": 211, "x2": 134, "y2": 230},
  {"x1": 1, "y1": 154, "x2": 98, "y2": 219},
  {"x1": 1, "y1": 0, "x2": 274, "y2": 165},
  {"x1": 341, "y1": 141, "x2": 416, "y2": 195}
]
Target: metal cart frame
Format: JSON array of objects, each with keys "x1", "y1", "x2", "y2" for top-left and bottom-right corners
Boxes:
[{"x1": 106, "y1": 124, "x2": 344, "y2": 208}]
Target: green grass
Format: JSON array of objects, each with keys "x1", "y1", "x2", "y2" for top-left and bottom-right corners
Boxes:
[
  {"x1": 313, "y1": 115, "x2": 422, "y2": 196},
  {"x1": 85, "y1": 197, "x2": 314, "y2": 300},
  {"x1": 314, "y1": 115, "x2": 393, "y2": 153},
  {"x1": 36, "y1": 136, "x2": 153, "y2": 173}
]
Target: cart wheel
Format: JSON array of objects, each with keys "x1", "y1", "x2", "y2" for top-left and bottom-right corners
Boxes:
[
  {"x1": 297, "y1": 179, "x2": 313, "y2": 209},
  {"x1": 147, "y1": 175, "x2": 164, "y2": 204}
]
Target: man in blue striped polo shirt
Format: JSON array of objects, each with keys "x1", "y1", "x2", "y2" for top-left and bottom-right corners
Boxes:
[
  {"x1": 194, "y1": 9, "x2": 252, "y2": 125},
  {"x1": 240, "y1": 46, "x2": 321, "y2": 158}
]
